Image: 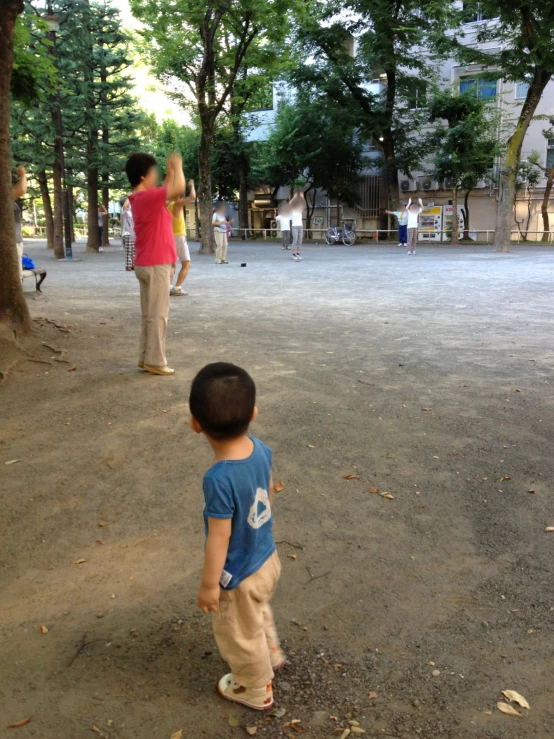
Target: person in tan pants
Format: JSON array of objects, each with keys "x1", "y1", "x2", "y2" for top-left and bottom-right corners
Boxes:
[
  {"x1": 189, "y1": 362, "x2": 285, "y2": 711},
  {"x1": 212, "y1": 202, "x2": 233, "y2": 263},
  {"x1": 126, "y1": 151, "x2": 185, "y2": 375}
]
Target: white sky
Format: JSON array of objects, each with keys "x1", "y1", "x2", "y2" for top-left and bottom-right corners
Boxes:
[{"x1": 113, "y1": 0, "x2": 187, "y2": 123}]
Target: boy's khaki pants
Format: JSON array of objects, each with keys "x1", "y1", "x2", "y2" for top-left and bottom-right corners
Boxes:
[
  {"x1": 214, "y1": 230, "x2": 228, "y2": 262},
  {"x1": 213, "y1": 551, "x2": 281, "y2": 689},
  {"x1": 134, "y1": 263, "x2": 172, "y2": 367}
]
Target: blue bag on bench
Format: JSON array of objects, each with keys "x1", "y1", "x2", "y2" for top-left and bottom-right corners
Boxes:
[{"x1": 22, "y1": 254, "x2": 35, "y2": 270}]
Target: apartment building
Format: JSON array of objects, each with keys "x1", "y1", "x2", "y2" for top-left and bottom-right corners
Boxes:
[{"x1": 246, "y1": 12, "x2": 554, "y2": 241}]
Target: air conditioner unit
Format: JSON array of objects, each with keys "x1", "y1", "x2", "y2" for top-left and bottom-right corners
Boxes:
[
  {"x1": 475, "y1": 179, "x2": 487, "y2": 189},
  {"x1": 421, "y1": 178, "x2": 439, "y2": 191},
  {"x1": 444, "y1": 177, "x2": 454, "y2": 189},
  {"x1": 400, "y1": 179, "x2": 417, "y2": 192}
]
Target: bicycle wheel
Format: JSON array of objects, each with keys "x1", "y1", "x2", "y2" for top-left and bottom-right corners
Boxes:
[
  {"x1": 325, "y1": 228, "x2": 337, "y2": 245},
  {"x1": 342, "y1": 231, "x2": 356, "y2": 246}
]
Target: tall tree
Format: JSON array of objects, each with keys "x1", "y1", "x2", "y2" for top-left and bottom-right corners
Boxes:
[
  {"x1": 450, "y1": 1, "x2": 554, "y2": 251},
  {"x1": 295, "y1": 0, "x2": 450, "y2": 211},
  {"x1": 130, "y1": 0, "x2": 293, "y2": 253},
  {"x1": 428, "y1": 90, "x2": 499, "y2": 243},
  {"x1": 0, "y1": 0, "x2": 31, "y2": 336}
]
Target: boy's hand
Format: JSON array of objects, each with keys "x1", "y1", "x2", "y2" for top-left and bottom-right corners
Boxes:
[
  {"x1": 16, "y1": 165, "x2": 26, "y2": 177},
  {"x1": 198, "y1": 583, "x2": 220, "y2": 614}
]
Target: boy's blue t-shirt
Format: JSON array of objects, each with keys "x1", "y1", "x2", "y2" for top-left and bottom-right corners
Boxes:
[{"x1": 203, "y1": 437, "x2": 275, "y2": 590}]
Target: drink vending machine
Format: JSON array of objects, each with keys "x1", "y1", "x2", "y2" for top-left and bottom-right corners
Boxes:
[{"x1": 417, "y1": 205, "x2": 443, "y2": 241}]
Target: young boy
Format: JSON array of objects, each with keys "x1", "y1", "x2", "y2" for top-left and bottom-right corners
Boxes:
[
  {"x1": 274, "y1": 203, "x2": 291, "y2": 249},
  {"x1": 189, "y1": 362, "x2": 284, "y2": 711},
  {"x1": 385, "y1": 205, "x2": 409, "y2": 248},
  {"x1": 126, "y1": 151, "x2": 184, "y2": 376},
  {"x1": 167, "y1": 179, "x2": 196, "y2": 296}
]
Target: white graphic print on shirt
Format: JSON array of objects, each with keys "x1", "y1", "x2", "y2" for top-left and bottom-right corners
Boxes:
[{"x1": 247, "y1": 487, "x2": 271, "y2": 529}]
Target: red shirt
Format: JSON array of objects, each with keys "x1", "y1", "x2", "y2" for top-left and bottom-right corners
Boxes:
[{"x1": 129, "y1": 186, "x2": 177, "y2": 266}]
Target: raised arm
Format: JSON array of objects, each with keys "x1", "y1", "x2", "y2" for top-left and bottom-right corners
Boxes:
[
  {"x1": 12, "y1": 166, "x2": 27, "y2": 200},
  {"x1": 165, "y1": 152, "x2": 186, "y2": 201}
]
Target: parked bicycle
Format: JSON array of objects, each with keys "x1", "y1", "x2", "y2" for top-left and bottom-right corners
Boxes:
[{"x1": 325, "y1": 221, "x2": 356, "y2": 246}]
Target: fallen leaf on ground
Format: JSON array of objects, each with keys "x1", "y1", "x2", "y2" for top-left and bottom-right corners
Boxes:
[
  {"x1": 527, "y1": 628, "x2": 534, "y2": 634},
  {"x1": 340, "y1": 730, "x2": 351, "y2": 739},
  {"x1": 269, "y1": 707, "x2": 287, "y2": 718},
  {"x1": 350, "y1": 729, "x2": 365, "y2": 735},
  {"x1": 291, "y1": 725, "x2": 308, "y2": 734},
  {"x1": 515, "y1": 388, "x2": 521, "y2": 392},
  {"x1": 368, "y1": 487, "x2": 379, "y2": 494},
  {"x1": 274, "y1": 480, "x2": 285, "y2": 492},
  {"x1": 228, "y1": 716, "x2": 239, "y2": 727},
  {"x1": 501, "y1": 476, "x2": 512, "y2": 481},
  {"x1": 73, "y1": 559, "x2": 87, "y2": 565},
  {"x1": 343, "y1": 474, "x2": 360, "y2": 480},
  {"x1": 95, "y1": 539, "x2": 104, "y2": 545},
  {"x1": 39, "y1": 624, "x2": 48, "y2": 634},
  {"x1": 307, "y1": 444, "x2": 315, "y2": 448},
  {"x1": 4, "y1": 459, "x2": 20, "y2": 465},
  {"x1": 502, "y1": 690, "x2": 530, "y2": 709},
  {"x1": 288, "y1": 554, "x2": 297, "y2": 560},
  {"x1": 380, "y1": 493, "x2": 394, "y2": 500},
  {"x1": 246, "y1": 728, "x2": 257, "y2": 736},
  {"x1": 368, "y1": 691, "x2": 377, "y2": 699},
  {"x1": 528, "y1": 490, "x2": 535, "y2": 494},
  {"x1": 348, "y1": 720, "x2": 360, "y2": 726},
  {"x1": 68, "y1": 367, "x2": 77, "y2": 371},
  {"x1": 497, "y1": 702, "x2": 522, "y2": 717},
  {"x1": 170, "y1": 730, "x2": 183, "y2": 739},
  {"x1": 92, "y1": 727, "x2": 102, "y2": 735},
  {"x1": 433, "y1": 455, "x2": 439, "y2": 459},
  {"x1": 545, "y1": 527, "x2": 554, "y2": 533},
  {"x1": 7, "y1": 718, "x2": 32, "y2": 729},
  {"x1": 98, "y1": 521, "x2": 107, "y2": 527},
  {"x1": 422, "y1": 408, "x2": 433, "y2": 412}
]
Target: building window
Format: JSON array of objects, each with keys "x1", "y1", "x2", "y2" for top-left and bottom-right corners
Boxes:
[
  {"x1": 547, "y1": 140, "x2": 554, "y2": 170},
  {"x1": 462, "y1": 3, "x2": 490, "y2": 22},
  {"x1": 408, "y1": 81, "x2": 427, "y2": 110},
  {"x1": 515, "y1": 81, "x2": 530, "y2": 100},
  {"x1": 459, "y1": 78, "x2": 497, "y2": 99}
]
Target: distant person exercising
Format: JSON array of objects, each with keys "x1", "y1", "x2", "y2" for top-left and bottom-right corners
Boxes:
[
  {"x1": 289, "y1": 191, "x2": 305, "y2": 261},
  {"x1": 405, "y1": 198, "x2": 424, "y2": 255},
  {"x1": 274, "y1": 203, "x2": 291, "y2": 250},
  {"x1": 385, "y1": 204, "x2": 409, "y2": 248}
]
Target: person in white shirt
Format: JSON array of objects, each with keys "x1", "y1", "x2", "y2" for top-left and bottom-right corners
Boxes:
[
  {"x1": 212, "y1": 202, "x2": 233, "y2": 264},
  {"x1": 120, "y1": 197, "x2": 135, "y2": 271},
  {"x1": 289, "y1": 191, "x2": 305, "y2": 261},
  {"x1": 405, "y1": 198, "x2": 423, "y2": 255},
  {"x1": 274, "y1": 203, "x2": 291, "y2": 249}
]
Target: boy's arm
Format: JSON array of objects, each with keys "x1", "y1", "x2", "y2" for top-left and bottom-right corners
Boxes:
[
  {"x1": 198, "y1": 517, "x2": 231, "y2": 614},
  {"x1": 165, "y1": 152, "x2": 186, "y2": 201},
  {"x1": 173, "y1": 179, "x2": 196, "y2": 206}
]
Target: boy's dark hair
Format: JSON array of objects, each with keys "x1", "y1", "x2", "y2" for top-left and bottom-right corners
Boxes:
[
  {"x1": 125, "y1": 153, "x2": 157, "y2": 187},
  {"x1": 189, "y1": 363, "x2": 256, "y2": 440}
]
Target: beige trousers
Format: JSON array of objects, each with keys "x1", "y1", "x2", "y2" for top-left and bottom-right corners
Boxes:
[
  {"x1": 213, "y1": 551, "x2": 281, "y2": 689},
  {"x1": 214, "y1": 230, "x2": 228, "y2": 262},
  {"x1": 134, "y1": 264, "x2": 172, "y2": 367}
]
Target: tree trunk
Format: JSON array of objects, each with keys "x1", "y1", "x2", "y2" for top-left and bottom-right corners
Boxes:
[
  {"x1": 198, "y1": 123, "x2": 215, "y2": 254},
  {"x1": 541, "y1": 164, "x2": 554, "y2": 241},
  {"x1": 194, "y1": 195, "x2": 201, "y2": 240},
  {"x1": 237, "y1": 151, "x2": 249, "y2": 232},
  {"x1": 0, "y1": 0, "x2": 31, "y2": 336},
  {"x1": 38, "y1": 170, "x2": 54, "y2": 250},
  {"x1": 495, "y1": 67, "x2": 551, "y2": 252},
  {"x1": 68, "y1": 183, "x2": 75, "y2": 243},
  {"x1": 462, "y1": 189, "x2": 470, "y2": 240},
  {"x1": 305, "y1": 186, "x2": 316, "y2": 231},
  {"x1": 87, "y1": 166, "x2": 100, "y2": 252},
  {"x1": 452, "y1": 188, "x2": 459, "y2": 244},
  {"x1": 52, "y1": 159, "x2": 65, "y2": 259},
  {"x1": 101, "y1": 68, "x2": 110, "y2": 246}
]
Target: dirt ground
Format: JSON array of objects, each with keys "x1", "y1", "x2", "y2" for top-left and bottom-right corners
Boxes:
[{"x1": 1, "y1": 239, "x2": 554, "y2": 739}]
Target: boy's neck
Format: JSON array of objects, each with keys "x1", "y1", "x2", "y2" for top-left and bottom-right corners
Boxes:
[{"x1": 208, "y1": 434, "x2": 254, "y2": 463}]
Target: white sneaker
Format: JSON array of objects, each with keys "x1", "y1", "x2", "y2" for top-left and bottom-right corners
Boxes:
[
  {"x1": 170, "y1": 286, "x2": 188, "y2": 296},
  {"x1": 292, "y1": 253, "x2": 299, "y2": 261}
]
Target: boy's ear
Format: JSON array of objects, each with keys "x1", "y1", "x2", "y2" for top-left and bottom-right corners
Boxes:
[
  {"x1": 251, "y1": 406, "x2": 258, "y2": 423},
  {"x1": 189, "y1": 416, "x2": 202, "y2": 434}
]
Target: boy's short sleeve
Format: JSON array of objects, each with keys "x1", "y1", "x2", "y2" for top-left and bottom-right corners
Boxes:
[{"x1": 203, "y1": 476, "x2": 235, "y2": 519}]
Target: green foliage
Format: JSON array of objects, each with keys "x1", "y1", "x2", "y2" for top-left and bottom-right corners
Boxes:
[
  {"x1": 11, "y1": 10, "x2": 57, "y2": 105},
  {"x1": 253, "y1": 94, "x2": 363, "y2": 205},
  {"x1": 428, "y1": 90, "x2": 500, "y2": 192}
]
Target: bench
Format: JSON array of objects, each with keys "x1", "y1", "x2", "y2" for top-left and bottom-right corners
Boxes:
[{"x1": 22, "y1": 268, "x2": 47, "y2": 292}]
